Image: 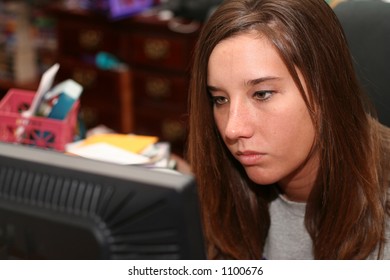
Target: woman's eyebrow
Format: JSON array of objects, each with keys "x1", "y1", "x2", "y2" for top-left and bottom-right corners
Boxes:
[
  {"x1": 206, "y1": 85, "x2": 220, "y2": 92},
  {"x1": 245, "y1": 76, "x2": 281, "y2": 87},
  {"x1": 207, "y1": 76, "x2": 281, "y2": 92}
]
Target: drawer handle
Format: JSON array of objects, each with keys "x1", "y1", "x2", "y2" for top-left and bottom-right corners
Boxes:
[
  {"x1": 144, "y1": 39, "x2": 170, "y2": 60},
  {"x1": 79, "y1": 30, "x2": 102, "y2": 50},
  {"x1": 145, "y1": 78, "x2": 171, "y2": 99},
  {"x1": 168, "y1": 19, "x2": 200, "y2": 34},
  {"x1": 162, "y1": 120, "x2": 185, "y2": 142},
  {"x1": 72, "y1": 70, "x2": 97, "y2": 89}
]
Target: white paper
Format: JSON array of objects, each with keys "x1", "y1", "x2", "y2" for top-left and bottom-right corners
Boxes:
[{"x1": 67, "y1": 142, "x2": 151, "y2": 165}]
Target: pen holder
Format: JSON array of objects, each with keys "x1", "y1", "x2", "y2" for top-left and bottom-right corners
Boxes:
[{"x1": 0, "y1": 89, "x2": 79, "y2": 151}]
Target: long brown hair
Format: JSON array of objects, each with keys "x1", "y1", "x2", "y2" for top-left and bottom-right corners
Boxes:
[{"x1": 187, "y1": 0, "x2": 390, "y2": 259}]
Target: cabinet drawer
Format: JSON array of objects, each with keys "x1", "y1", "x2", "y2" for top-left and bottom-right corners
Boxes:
[
  {"x1": 135, "y1": 109, "x2": 188, "y2": 144},
  {"x1": 133, "y1": 70, "x2": 188, "y2": 107},
  {"x1": 57, "y1": 20, "x2": 123, "y2": 58},
  {"x1": 57, "y1": 59, "x2": 125, "y2": 96},
  {"x1": 125, "y1": 32, "x2": 195, "y2": 72}
]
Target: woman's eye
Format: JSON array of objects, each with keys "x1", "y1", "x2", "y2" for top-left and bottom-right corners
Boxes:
[
  {"x1": 212, "y1": 96, "x2": 229, "y2": 105},
  {"x1": 254, "y1": 90, "x2": 273, "y2": 101}
]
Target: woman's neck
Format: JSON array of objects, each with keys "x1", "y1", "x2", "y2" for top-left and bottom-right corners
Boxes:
[{"x1": 278, "y1": 150, "x2": 319, "y2": 202}]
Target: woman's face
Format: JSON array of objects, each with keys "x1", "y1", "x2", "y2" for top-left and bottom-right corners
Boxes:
[{"x1": 207, "y1": 32, "x2": 318, "y2": 198}]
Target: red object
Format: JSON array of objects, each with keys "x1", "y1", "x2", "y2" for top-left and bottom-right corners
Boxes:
[{"x1": 0, "y1": 89, "x2": 79, "y2": 151}]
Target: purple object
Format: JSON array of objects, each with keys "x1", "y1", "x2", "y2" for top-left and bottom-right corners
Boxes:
[{"x1": 108, "y1": 0, "x2": 154, "y2": 20}]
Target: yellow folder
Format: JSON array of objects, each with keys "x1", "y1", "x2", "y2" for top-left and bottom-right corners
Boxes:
[{"x1": 78, "y1": 133, "x2": 158, "y2": 154}]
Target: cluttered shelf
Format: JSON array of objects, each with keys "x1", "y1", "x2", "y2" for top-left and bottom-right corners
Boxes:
[
  {"x1": 1, "y1": 0, "x2": 202, "y2": 157},
  {"x1": 50, "y1": 4, "x2": 201, "y2": 156},
  {"x1": 0, "y1": 0, "x2": 59, "y2": 92}
]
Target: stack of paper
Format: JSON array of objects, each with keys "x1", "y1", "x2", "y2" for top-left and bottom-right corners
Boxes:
[{"x1": 66, "y1": 133, "x2": 170, "y2": 167}]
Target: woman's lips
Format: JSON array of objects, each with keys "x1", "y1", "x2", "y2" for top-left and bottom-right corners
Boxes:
[{"x1": 235, "y1": 151, "x2": 265, "y2": 166}]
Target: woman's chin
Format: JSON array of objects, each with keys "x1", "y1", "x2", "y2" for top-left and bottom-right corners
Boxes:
[{"x1": 245, "y1": 167, "x2": 279, "y2": 186}]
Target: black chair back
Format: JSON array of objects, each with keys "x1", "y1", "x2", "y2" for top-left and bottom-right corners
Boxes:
[{"x1": 334, "y1": 0, "x2": 390, "y2": 127}]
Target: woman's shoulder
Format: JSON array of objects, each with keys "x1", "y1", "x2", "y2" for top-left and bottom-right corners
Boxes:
[
  {"x1": 382, "y1": 214, "x2": 390, "y2": 259},
  {"x1": 367, "y1": 213, "x2": 390, "y2": 259},
  {"x1": 378, "y1": 122, "x2": 390, "y2": 145},
  {"x1": 377, "y1": 122, "x2": 390, "y2": 175}
]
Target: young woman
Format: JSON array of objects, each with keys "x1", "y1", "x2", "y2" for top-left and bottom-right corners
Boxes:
[{"x1": 187, "y1": 0, "x2": 390, "y2": 259}]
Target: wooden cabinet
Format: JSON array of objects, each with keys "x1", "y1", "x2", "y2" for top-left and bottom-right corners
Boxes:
[
  {"x1": 52, "y1": 9, "x2": 130, "y2": 133},
  {"x1": 51, "y1": 7, "x2": 200, "y2": 155},
  {"x1": 122, "y1": 16, "x2": 200, "y2": 154}
]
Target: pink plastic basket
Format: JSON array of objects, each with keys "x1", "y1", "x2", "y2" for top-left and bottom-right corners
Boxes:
[{"x1": 0, "y1": 89, "x2": 79, "y2": 151}]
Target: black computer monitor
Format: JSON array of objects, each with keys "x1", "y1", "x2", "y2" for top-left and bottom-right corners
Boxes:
[{"x1": 0, "y1": 142, "x2": 205, "y2": 260}]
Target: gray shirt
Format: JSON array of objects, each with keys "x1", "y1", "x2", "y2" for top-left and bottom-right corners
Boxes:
[{"x1": 263, "y1": 194, "x2": 390, "y2": 259}]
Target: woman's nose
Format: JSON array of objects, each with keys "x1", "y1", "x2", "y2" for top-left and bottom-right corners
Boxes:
[{"x1": 224, "y1": 104, "x2": 254, "y2": 140}]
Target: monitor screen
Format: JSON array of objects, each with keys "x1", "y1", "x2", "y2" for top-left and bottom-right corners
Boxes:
[{"x1": 0, "y1": 142, "x2": 205, "y2": 260}]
